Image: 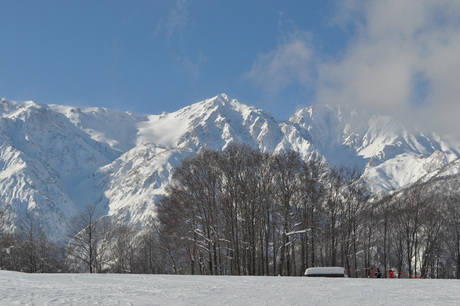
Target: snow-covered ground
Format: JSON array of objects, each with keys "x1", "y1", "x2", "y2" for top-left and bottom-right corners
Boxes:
[{"x1": 1, "y1": 270, "x2": 460, "y2": 305}]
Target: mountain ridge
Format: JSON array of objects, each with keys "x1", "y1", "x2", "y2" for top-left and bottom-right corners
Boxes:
[{"x1": 1, "y1": 94, "x2": 459, "y2": 240}]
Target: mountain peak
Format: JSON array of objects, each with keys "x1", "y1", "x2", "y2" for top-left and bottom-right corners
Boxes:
[
  {"x1": 177, "y1": 94, "x2": 255, "y2": 121},
  {"x1": 203, "y1": 93, "x2": 242, "y2": 108},
  {"x1": 216, "y1": 93, "x2": 229, "y2": 101}
]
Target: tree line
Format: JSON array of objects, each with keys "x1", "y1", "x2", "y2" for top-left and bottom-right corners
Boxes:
[
  {"x1": 157, "y1": 144, "x2": 460, "y2": 278},
  {"x1": 1, "y1": 144, "x2": 460, "y2": 278},
  {"x1": 0, "y1": 203, "x2": 166, "y2": 274}
]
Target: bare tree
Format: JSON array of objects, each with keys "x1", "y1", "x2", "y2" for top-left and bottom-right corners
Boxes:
[
  {"x1": 66, "y1": 203, "x2": 109, "y2": 273},
  {"x1": 0, "y1": 206, "x2": 17, "y2": 270},
  {"x1": 444, "y1": 193, "x2": 460, "y2": 278},
  {"x1": 270, "y1": 151, "x2": 303, "y2": 276},
  {"x1": 134, "y1": 218, "x2": 163, "y2": 274},
  {"x1": 109, "y1": 222, "x2": 138, "y2": 273},
  {"x1": 13, "y1": 212, "x2": 65, "y2": 272}
]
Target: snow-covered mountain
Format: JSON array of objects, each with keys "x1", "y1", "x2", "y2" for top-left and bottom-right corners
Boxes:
[
  {"x1": 290, "y1": 105, "x2": 460, "y2": 190},
  {"x1": 1, "y1": 94, "x2": 459, "y2": 240}
]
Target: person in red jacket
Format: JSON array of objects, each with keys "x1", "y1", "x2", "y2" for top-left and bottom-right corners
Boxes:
[{"x1": 389, "y1": 269, "x2": 394, "y2": 278}]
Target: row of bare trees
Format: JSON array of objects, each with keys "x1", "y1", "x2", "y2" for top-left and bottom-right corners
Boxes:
[
  {"x1": 2, "y1": 144, "x2": 460, "y2": 278},
  {"x1": 157, "y1": 144, "x2": 460, "y2": 278},
  {"x1": 58, "y1": 205, "x2": 168, "y2": 274},
  {"x1": 158, "y1": 144, "x2": 371, "y2": 276},
  {"x1": 0, "y1": 205, "x2": 167, "y2": 274},
  {"x1": 0, "y1": 210, "x2": 65, "y2": 272},
  {"x1": 373, "y1": 182, "x2": 460, "y2": 279}
]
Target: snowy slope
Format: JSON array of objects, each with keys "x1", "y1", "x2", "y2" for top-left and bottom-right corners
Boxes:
[
  {"x1": 1, "y1": 94, "x2": 460, "y2": 239},
  {"x1": 98, "y1": 145, "x2": 191, "y2": 225},
  {"x1": 136, "y1": 94, "x2": 285, "y2": 151},
  {"x1": 0, "y1": 99, "x2": 121, "y2": 240},
  {"x1": 50, "y1": 104, "x2": 146, "y2": 152},
  {"x1": 1, "y1": 270, "x2": 459, "y2": 305},
  {"x1": 96, "y1": 94, "x2": 290, "y2": 226},
  {"x1": 290, "y1": 104, "x2": 460, "y2": 191}
]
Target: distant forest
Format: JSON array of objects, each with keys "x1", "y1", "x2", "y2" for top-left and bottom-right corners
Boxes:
[{"x1": 1, "y1": 144, "x2": 460, "y2": 278}]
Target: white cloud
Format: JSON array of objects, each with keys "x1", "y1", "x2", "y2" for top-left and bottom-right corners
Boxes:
[
  {"x1": 161, "y1": 0, "x2": 191, "y2": 41},
  {"x1": 179, "y1": 54, "x2": 207, "y2": 83},
  {"x1": 316, "y1": 0, "x2": 460, "y2": 133},
  {"x1": 156, "y1": 1, "x2": 205, "y2": 82},
  {"x1": 244, "y1": 0, "x2": 460, "y2": 134},
  {"x1": 245, "y1": 31, "x2": 314, "y2": 93}
]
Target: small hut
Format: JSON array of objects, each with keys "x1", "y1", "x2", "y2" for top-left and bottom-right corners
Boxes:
[{"x1": 304, "y1": 267, "x2": 346, "y2": 278}]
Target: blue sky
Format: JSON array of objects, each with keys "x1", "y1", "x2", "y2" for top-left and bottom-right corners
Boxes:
[{"x1": 1, "y1": 1, "x2": 460, "y2": 129}]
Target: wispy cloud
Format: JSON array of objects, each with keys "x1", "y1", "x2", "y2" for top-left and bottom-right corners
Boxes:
[
  {"x1": 156, "y1": 1, "x2": 205, "y2": 82},
  {"x1": 178, "y1": 54, "x2": 207, "y2": 83},
  {"x1": 156, "y1": 0, "x2": 191, "y2": 41},
  {"x1": 245, "y1": 30, "x2": 314, "y2": 93}
]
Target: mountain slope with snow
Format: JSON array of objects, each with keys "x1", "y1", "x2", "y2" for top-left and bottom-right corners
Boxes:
[
  {"x1": 1, "y1": 94, "x2": 459, "y2": 239},
  {"x1": 290, "y1": 104, "x2": 460, "y2": 191}
]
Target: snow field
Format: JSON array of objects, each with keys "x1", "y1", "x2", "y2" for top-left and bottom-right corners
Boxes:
[{"x1": 1, "y1": 270, "x2": 460, "y2": 305}]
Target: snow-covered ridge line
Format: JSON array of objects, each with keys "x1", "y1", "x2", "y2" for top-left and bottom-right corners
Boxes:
[{"x1": 1, "y1": 93, "x2": 460, "y2": 240}]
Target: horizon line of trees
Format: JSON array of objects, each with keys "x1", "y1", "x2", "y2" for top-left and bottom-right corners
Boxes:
[
  {"x1": 157, "y1": 144, "x2": 460, "y2": 278},
  {"x1": 1, "y1": 144, "x2": 460, "y2": 278},
  {"x1": 0, "y1": 204, "x2": 166, "y2": 274}
]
